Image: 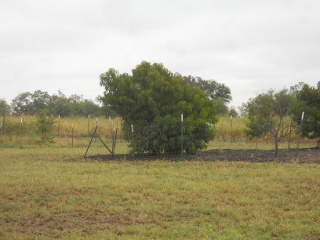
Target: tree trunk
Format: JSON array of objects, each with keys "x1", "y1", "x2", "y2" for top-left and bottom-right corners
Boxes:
[{"x1": 274, "y1": 139, "x2": 279, "y2": 157}]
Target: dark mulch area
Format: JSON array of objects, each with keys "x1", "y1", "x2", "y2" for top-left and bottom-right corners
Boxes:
[{"x1": 88, "y1": 148, "x2": 320, "y2": 164}]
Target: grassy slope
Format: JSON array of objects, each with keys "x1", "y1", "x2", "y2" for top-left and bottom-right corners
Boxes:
[{"x1": 0, "y1": 148, "x2": 319, "y2": 239}]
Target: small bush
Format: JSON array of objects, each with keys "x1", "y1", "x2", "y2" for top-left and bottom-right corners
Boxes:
[{"x1": 36, "y1": 109, "x2": 55, "y2": 144}]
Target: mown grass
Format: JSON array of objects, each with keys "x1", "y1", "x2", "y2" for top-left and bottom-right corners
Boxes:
[{"x1": 0, "y1": 147, "x2": 319, "y2": 239}]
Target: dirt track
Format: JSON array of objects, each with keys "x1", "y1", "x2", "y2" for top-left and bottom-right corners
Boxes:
[{"x1": 89, "y1": 148, "x2": 320, "y2": 164}]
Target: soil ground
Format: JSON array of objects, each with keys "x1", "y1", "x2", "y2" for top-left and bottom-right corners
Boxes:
[{"x1": 89, "y1": 148, "x2": 320, "y2": 164}]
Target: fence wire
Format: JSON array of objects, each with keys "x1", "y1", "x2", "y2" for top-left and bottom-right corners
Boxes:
[{"x1": 1, "y1": 115, "x2": 319, "y2": 157}]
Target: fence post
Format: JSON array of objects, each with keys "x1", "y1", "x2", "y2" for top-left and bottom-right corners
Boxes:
[
  {"x1": 20, "y1": 118, "x2": 23, "y2": 149},
  {"x1": 131, "y1": 124, "x2": 135, "y2": 157},
  {"x1": 84, "y1": 122, "x2": 99, "y2": 158},
  {"x1": 87, "y1": 115, "x2": 90, "y2": 138},
  {"x1": 181, "y1": 114, "x2": 184, "y2": 157},
  {"x1": 95, "y1": 118, "x2": 98, "y2": 143},
  {"x1": 230, "y1": 115, "x2": 233, "y2": 143},
  {"x1": 71, "y1": 124, "x2": 74, "y2": 148},
  {"x1": 57, "y1": 115, "x2": 60, "y2": 137},
  {"x1": 111, "y1": 125, "x2": 117, "y2": 157},
  {"x1": 295, "y1": 112, "x2": 304, "y2": 161},
  {"x1": 288, "y1": 119, "x2": 293, "y2": 150}
]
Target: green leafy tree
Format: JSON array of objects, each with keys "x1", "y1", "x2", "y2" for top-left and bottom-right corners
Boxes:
[
  {"x1": 181, "y1": 75, "x2": 232, "y2": 102},
  {"x1": 78, "y1": 99, "x2": 101, "y2": 116},
  {"x1": 10, "y1": 90, "x2": 104, "y2": 117},
  {"x1": 47, "y1": 91, "x2": 72, "y2": 117},
  {"x1": 11, "y1": 92, "x2": 33, "y2": 114},
  {"x1": 181, "y1": 75, "x2": 232, "y2": 115},
  {"x1": 11, "y1": 91, "x2": 51, "y2": 115},
  {"x1": 215, "y1": 97, "x2": 229, "y2": 115},
  {"x1": 98, "y1": 104, "x2": 119, "y2": 118},
  {"x1": 61, "y1": 94, "x2": 102, "y2": 117},
  {"x1": 36, "y1": 109, "x2": 55, "y2": 144},
  {"x1": 0, "y1": 98, "x2": 10, "y2": 134},
  {"x1": 0, "y1": 98, "x2": 10, "y2": 112},
  {"x1": 245, "y1": 89, "x2": 296, "y2": 156},
  {"x1": 31, "y1": 90, "x2": 51, "y2": 114},
  {"x1": 229, "y1": 107, "x2": 238, "y2": 118},
  {"x1": 292, "y1": 81, "x2": 320, "y2": 144},
  {"x1": 100, "y1": 61, "x2": 218, "y2": 154}
]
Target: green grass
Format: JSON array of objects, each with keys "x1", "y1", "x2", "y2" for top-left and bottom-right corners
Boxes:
[{"x1": 0, "y1": 147, "x2": 319, "y2": 239}]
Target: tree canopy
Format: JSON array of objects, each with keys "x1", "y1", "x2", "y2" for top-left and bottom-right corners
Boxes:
[
  {"x1": 181, "y1": 75, "x2": 232, "y2": 115},
  {"x1": 292, "y1": 81, "x2": 320, "y2": 140},
  {"x1": 0, "y1": 98, "x2": 10, "y2": 113},
  {"x1": 181, "y1": 75, "x2": 232, "y2": 103},
  {"x1": 245, "y1": 89, "x2": 296, "y2": 156},
  {"x1": 9, "y1": 90, "x2": 115, "y2": 117},
  {"x1": 100, "y1": 61, "x2": 218, "y2": 154}
]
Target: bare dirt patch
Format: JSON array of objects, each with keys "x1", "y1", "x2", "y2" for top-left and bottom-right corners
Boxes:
[
  {"x1": 89, "y1": 148, "x2": 320, "y2": 164},
  {"x1": 0, "y1": 210, "x2": 144, "y2": 239}
]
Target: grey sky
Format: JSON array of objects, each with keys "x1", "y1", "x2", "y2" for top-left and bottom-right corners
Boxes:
[{"x1": 1, "y1": 0, "x2": 320, "y2": 107}]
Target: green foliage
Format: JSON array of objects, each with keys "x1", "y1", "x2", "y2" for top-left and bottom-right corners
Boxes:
[
  {"x1": 0, "y1": 99, "x2": 10, "y2": 135},
  {"x1": 181, "y1": 75, "x2": 232, "y2": 115},
  {"x1": 36, "y1": 109, "x2": 55, "y2": 144},
  {"x1": 181, "y1": 75, "x2": 232, "y2": 103},
  {"x1": 11, "y1": 92, "x2": 33, "y2": 114},
  {"x1": 292, "y1": 81, "x2": 320, "y2": 139},
  {"x1": 229, "y1": 107, "x2": 238, "y2": 118},
  {"x1": 215, "y1": 97, "x2": 229, "y2": 115},
  {"x1": 123, "y1": 116, "x2": 214, "y2": 155},
  {"x1": 9, "y1": 90, "x2": 111, "y2": 117},
  {"x1": 0, "y1": 98, "x2": 11, "y2": 112},
  {"x1": 245, "y1": 92, "x2": 274, "y2": 139},
  {"x1": 244, "y1": 89, "x2": 296, "y2": 155},
  {"x1": 100, "y1": 61, "x2": 218, "y2": 154},
  {"x1": 48, "y1": 91, "x2": 73, "y2": 117}
]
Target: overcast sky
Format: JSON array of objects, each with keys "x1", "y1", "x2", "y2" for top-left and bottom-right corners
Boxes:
[{"x1": 1, "y1": 0, "x2": 320, "y2": 108}]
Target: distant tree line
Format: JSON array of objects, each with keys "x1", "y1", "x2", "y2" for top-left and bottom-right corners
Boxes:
[
  {"x1": 0, "y1": 90, "x2": 117, "y2": 117},
  {"x1": 1, "y1": 74, "x2": 236, "y2": 118}
]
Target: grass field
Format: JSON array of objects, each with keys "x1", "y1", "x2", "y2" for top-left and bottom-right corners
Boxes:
[{"x1": 0, "y1": 147, "x2": 319, "y2": 239}]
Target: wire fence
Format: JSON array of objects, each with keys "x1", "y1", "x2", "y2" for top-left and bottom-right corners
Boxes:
[
  {"x1": 0, "y1": 114, "x2": 124, "y2": 149},
  {"x1": 1, "y1": 112, "x2": 319, "y2": 157}
]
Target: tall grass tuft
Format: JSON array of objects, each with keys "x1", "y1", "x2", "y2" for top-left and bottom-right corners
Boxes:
[{"x1": 215, "y1": 116, "x2": 247, "y2": 142}]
